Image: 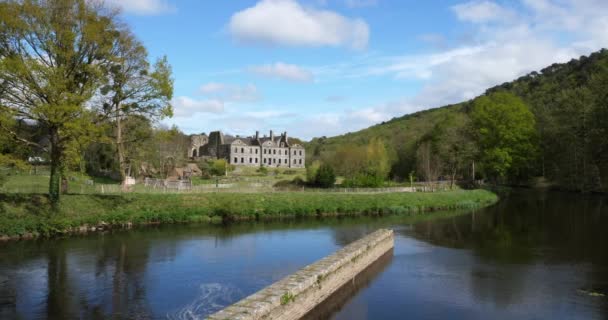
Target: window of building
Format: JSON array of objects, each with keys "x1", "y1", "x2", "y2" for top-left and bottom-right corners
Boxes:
[
  {"x1": 273, "y1": 149, "x2": 276, "y2": 155},
  {"x1": 249, "y1": 158, "x2": 252, "y2": 163},
  {"x1": 299, "y1": 159, "x2": 302, "y2": 164},
  {"x1": 293, "y1": 150, "x2": 296, "y2": 155},
  {"x1": 241, "y1": 148, "x2": 244, "y2": 153},
  {"x1": 278, "y1": 159, "x2": 281, "y2": 164},
  {"x1": 255, "y1": 158, "x2": 258, "y2": 163},
  {"x1": 273, "y1": 158, "x2": 276, "y2": 164},
  {"x1": 241, "y1": 157, "x2": 244, "y2": 163},
  {"x1": 299, "y1": 150, "x2": 302, "y2": 156},
  {"x1": 234, "y1": 157, "x2": 238, "y2": 163},
  {"x1": 293, "y1": 159, "x2": 296, "y2": 164},
  {"x1": 255, "y1": 149, "x2": 258, "y2": 154}
]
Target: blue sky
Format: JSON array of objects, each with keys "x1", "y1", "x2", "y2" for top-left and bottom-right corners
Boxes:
[{"x1": 110, "y1": 0, "x2": 608, "y2": 140}]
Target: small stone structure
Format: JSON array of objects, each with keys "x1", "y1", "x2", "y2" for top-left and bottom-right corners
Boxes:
[
  {"x1": 207, "y1": 229, "x2": 394, "y2": 320},
  {"x1": 190, "y1": 130, "x2": 305, "y2": 168}
]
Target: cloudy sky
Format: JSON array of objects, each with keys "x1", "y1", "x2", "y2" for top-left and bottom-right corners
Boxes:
[{"x1": 113, "y1": 0, "x2": 608, "y2": 140}]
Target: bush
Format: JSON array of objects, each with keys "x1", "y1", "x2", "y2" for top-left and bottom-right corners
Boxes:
[
  {"x1": 306, "y1": 160, "x2": 321, "y2": 183},
  {"x1": 257, "y1": 166, "x2": 268, "y2": 175},
  {"x1": 273, "y1": 176, "x2": 306, "y2": 190},
  {"x1": 342, "y1": 173, "x2": 385, "y2": 188},
  {"x1": 314, "y1": 164, "x2": 336, "y2": 188},
  {"x1": 209, "y1": 159, "x2": 232, "y2": 176}
]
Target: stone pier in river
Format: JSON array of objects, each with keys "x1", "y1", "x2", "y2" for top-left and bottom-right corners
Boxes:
[{"x1": 207, "y1": 229, "x2": 394, "y2": 320}]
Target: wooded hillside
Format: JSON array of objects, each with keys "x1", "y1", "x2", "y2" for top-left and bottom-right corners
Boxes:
[{"x1": 307, "y1": 49, "x2": 608, "y2": 192}]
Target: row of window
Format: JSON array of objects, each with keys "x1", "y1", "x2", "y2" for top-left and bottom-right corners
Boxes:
[
  {"x1": 232, "y1": 157, "x2": 304, "y2": 165},
  {"x1": 232, "y1": 147, "x2": 303, "y2": 156},
  {"x1": 234, "y1": 147, "x2": 259, "y2": 154}
]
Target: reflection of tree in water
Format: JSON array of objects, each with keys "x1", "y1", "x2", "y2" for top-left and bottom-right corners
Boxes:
[
  {"x1": 91, "y1": 230, "x2": 180, "y2": 319},
  {"x1": 0, "y1": 272, "x2": 16, "y2": 319},
  {"x1": 331, "y1": 224, "x2": 376, "y2": 247},
  {"x1": 408, "y1": 190, "x2": 608, "y2": 311},
  {"x1": 409, "y1": 190, "x2": 608, "y2": 265},
  {"x1": 0, "y1": 229, "x2": 182, "y2": 319}
]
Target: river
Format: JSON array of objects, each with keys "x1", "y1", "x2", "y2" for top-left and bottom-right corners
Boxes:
[{"x1": 0, "y1": 190, "x2": 606, "y2": 319}]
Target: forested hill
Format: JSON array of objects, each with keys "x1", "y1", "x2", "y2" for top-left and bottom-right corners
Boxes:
[{"x1": 306, "y1": 48, "x2": 608, "y2": 192}]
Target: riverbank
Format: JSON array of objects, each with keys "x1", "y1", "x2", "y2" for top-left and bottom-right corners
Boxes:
[{"x1": 0, "y1": 189, "x2": 498, "y2": 240}]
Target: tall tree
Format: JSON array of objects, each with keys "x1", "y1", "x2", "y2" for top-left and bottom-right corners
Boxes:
[
  {"x1": 99, "y1": 30, "x2": 173, "y2": 188},
  {"x1": 0, "y1": 0, "x2": 119, "y2": 203},
  {"x1": 432, "y1": 113, "x2": 477, "y2": 188},
  {"x1": 470, "y1": 92, "x2": 537, "y2": 182}
]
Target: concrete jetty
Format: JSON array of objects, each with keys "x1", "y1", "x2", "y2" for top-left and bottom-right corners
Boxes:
[{"x1": 207, "y1": 229, "x2": 394, "y2": 320}]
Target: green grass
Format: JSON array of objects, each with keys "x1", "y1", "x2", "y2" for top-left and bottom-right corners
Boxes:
[{"x1": 0, "y1": 189, "x2": 498, "y2": 239}]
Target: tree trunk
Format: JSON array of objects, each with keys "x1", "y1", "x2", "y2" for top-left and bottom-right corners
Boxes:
[
  {"x1": 49, "y1": 129, "x2": 62, "y2": 204},
  {"x1": 116, "y1": 112, "x2": 128, "y2": 191},
  {"x1": 472, "y1": 161, "x2": 476, "y2": 182}
]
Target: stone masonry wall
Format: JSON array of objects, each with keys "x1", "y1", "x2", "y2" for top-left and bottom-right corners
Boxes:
[{"x1": 206, "y1": 229, "x2": 394, "y2": 320}]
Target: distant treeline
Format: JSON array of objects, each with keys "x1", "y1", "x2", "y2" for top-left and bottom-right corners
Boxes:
[{"x1": 307, "y1": 49, "x2": 608, "y2": 193}]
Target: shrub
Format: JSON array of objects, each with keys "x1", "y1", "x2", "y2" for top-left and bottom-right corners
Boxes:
[
  {"x1": 314, "y1": 164, "x2": 336, "y2": 188},
  {"x1": 257, "y1": 166, "x2": 268, "y2": 175},
  {"x1": 342, "y1": 173, "x2": 385, "y2": 188}
]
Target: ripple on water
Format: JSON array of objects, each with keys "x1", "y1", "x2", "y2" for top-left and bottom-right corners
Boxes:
[{"x1": 167, "y1": 283, "x2": 242, "y2": 320}]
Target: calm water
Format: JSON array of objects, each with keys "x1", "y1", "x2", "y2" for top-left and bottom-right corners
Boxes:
[{"x1": 0, "y1": 190, "x2": 607, "y2": 319}]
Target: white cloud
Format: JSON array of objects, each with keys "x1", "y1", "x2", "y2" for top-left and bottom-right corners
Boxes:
[
  {"x1": 170, "y1": 0, "x2": 608, "y2": 140},
  {"x1": 248, "y1": 62, "x2": 314, "y2": 82},
  {"x1": 451, "y1": 1, "x2": 515, "y2": 23},
  {"x1": 198, "y1": 83, "x2": 260, "y2": 102},
  {"x1": 228, "y1": 0, "x2": 370, "y2": 49},
  {"x1": 172, "y1": 97, "x2": 224, "y2": 117},
  {"x1": 105, "y1": 0, "x2": 175, "y2": 15},
  {"x1": 199, "y1": 82, "x2": 227, "y2": 94}
]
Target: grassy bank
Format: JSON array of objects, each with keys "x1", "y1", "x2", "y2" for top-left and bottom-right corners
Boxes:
[{"x1": 0, "y1": 189, "x2": 498, "y2": 239}]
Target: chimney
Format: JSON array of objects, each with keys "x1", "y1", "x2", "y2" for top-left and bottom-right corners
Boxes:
[
  {"x1": 284, "y1": 131, "x2": 288, "y2": 142},
  {"x1": 255, "y1": 131, "x2": 259, "y2": 140},
  {"x1": 270, "y1": 130, "x2": 274, "y2": 141}
]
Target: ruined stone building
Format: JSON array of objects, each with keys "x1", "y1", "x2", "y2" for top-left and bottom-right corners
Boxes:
[{"x1": 189, "y1": 130, "x2": 305, "y2": 168}]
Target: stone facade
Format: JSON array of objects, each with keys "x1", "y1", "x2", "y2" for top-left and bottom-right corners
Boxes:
[
  {"x1": 207, "y1": 229, "x2": 395, "y2": 320},
  {"x1": 190, "y1": 130, "x2": 305, "y2": 168}
]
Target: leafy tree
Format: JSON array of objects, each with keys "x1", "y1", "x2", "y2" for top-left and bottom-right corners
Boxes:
[
  {"x1": 98, "y1": 30, "x2": 173, "y2": 188},
  {"x1": 416, "y1": 139, "x2": 442, "y2": 184},
  {"x1": 329, "y1": 138, "x2": 391, "y2": 187},
  {"x1": 0, "y1": 153, "x2": 29, "y2": 187},
  {"x1": 0, "y1": 0, "x2": 119, "y2": 203},
  {"x1": 470, "y1": 92, "x2": 537, "y2": 182},
  {"x1": 431, "y1": 113, "x2": 477, "y2": 187},
  {"x1": 314, "y1": 163, "x2": 336, "y2": 188},
  {"x1": 306, "y1": 160, "x2": 322, "y2": 183}
]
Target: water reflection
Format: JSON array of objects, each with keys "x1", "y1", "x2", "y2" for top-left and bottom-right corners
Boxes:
[
  {"x1": 0, "y1": 190, "x2": 607, "y2": 319},
  {"x1": 328, "y1": 190, "x2": 608, "y2": 319},
  {"x1": 302, "y1": 250, "x2": 393, "y2": 320}
]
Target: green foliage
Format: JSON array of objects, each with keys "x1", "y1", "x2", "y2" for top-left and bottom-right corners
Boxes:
[
  {"x1": 306, "y1": 49, "x2": 608, "y2": 191},
  {"x1": 314, "y1": 163, "x2": 336, "y2": 188},
  {"x1": 209, "y1": 159, "x2": 231, "y2": 176},
  {"x1": 323, "y1": 138, "x2": 391, "y2": 187},
  {"x1": 280, "y1": 292, "x2": 295, "y2": 305},
  {"x1": 306, "y1": 160, "x2": 322, "y2": 183},
  {"x1": 257, "y1": 165, "x2": 268, "y2": 175},
  {"x1": 471, "y1": 92, "x2": 537, "y2": 180}
]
